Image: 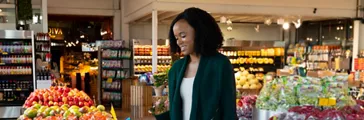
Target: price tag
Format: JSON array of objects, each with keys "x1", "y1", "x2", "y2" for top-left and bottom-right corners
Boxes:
[
  {"x1": 4, "y1": 89, "x2": 12, "y2": 91},
  {"x1": 328, "y1": 98, "x2": 336, "y2": 106},
  {"x1": 2, "y1": 52, "x2": 8, "y2": 55},
  {"x1": 319, "y1": 98, "x2": 329, "y2": 106},
  {"x1": 16, "y1": 88, "x2": 21, "y2": 91},
  {"x1": 106, "y1": 78, "x2": 113, "y2": 83}
]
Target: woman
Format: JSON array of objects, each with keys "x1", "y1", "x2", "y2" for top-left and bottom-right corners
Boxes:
[{"x1": 156, "y1": 7, "x2": 236, "y2": 120}]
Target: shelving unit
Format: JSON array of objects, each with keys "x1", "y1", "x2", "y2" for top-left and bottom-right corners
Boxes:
[
  {"x1": 0, "y1": 30, "x2": 35, "y2": 119},
  {"x1": 34, "y1": 33, "x2": 52, "y2": 89},
  {"x1": 97, "y1": 40, "x2": 132, "y2": 108}
]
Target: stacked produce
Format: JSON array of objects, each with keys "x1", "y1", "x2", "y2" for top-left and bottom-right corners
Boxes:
[
  {"x1": 235, "y1": 70, "x2": 263, "y2": 90},
  {"x1": 23, "y1": 86, "x2": 94, "y2": 108},
  {"x1": 19, "y1": 86, "x2": 114, "y2": 120},
  {"x1": 236, "y1": 95, "x2": 257, "y2": 120},
  {"x1": 256, "y1": 75, "x2": 356, "y2": 111},
  {"x1": 270, "y1": 105, "x2": 364, "y2": 120},
  {"x1": 19, "y1": 104, "x2": 111, "y2": 120}
]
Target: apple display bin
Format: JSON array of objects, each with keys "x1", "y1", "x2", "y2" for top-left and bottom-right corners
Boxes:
[{"x1": 252, "y1": 108, "x2": 283, "y2": 120}]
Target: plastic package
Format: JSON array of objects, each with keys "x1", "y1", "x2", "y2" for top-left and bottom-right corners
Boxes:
[
  {"x1": 277, "y1": 77, "x2": 298, "y2": 111},
  {"x1": 256, "y1": 79, "x2": 280, "y2": 110}
]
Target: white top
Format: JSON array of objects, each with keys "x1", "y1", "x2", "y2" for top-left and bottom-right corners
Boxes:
[{"x1": 180, "y1": 77, "x2": 195, "y2": 120}]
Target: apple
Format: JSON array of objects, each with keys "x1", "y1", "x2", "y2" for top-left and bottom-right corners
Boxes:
[
  {"x1": 79, "y1": 97, "x2": 84, "y2": 102},
  {"x1": 59, "y1": 102, "x2": 64, "y2": 106},
  {"x1": 88, "y1": 101, "x2": 93, "y2": 106},
  {"x1": 49, "y1": 101, "x2": 54, "y2": 106},
  {"x1": 67, "y1": 97, "x2": 73, "y2": 101},
  {"x1": 64, "y1": 88, "x2": 71, "y2": 93},
  {"x1": 74, "y1": 97, "x2": 79, "y2": 103},
  {"x1": 84, "y1": 97, "x2": 90, "y2": 101},
  {"x1": 32, "y1": 101, "x2": 38, "y2": 105},
  {"x1": 38, "y1": 95, "x2": 43, "y2": 101},
  {"x1": 39, "y1": 101, "x2": 43, "y2": 105},
  {"x1": 53, "y1": 102, "x2": 58, "y2": 106},
  {"x1": 58, "y1": 88, "x2": 64, "y2": 93},
  {"x1": 53, "y1": 97, "x2": 58, "y2": 102},
  {"x1": 48, "y1": 96, "x2": 53, "y2": 101},
  {"x1": 78, "y1": 102, "x2": 84, "y2": 107},
  {"x1": 84, "y1": 102, "x2": 89, "y2": 107},
  {"x1": 62, "y1": 97, "x2": 67, "y2": 103}
]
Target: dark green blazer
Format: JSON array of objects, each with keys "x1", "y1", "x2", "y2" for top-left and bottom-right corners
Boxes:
[{"x1": 156, "y1": 53, "x2": 236, "y2": 120}]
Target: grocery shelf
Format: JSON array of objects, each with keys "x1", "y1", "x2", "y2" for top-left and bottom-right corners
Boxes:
[
  {"x1": 102, "y1": 57, "x2": 131, "y2": 60},
  {"x1": 35, "y1": 51, "x2": 50, "y2": 53},
  {"x1": 0, "y1": 100, "x2": 25, "y2": 106},
  {"x1": 0, "y1": 75, "x2": 32, "y2": 80},
  {"x1": 0, "y1": 63, "x2": 32, "y2": 66},
  {"x1": 102, "y1": 88, "x2": 121, "y2": 92},
  {"x1": 102, "y1": 67, "x2": 129, "y2": 71},
  {"x1": 35, "y1": 40, "x2": 50, "y2": 43},
  {"x1": 0, "y1": 53, "x2": 32, "y2": 55},
  {"x1": 0, "y1": 89, "x2": 30, "y2": 92}
]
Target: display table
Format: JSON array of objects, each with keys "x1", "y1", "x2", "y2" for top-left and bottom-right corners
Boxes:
[{"x1": 252, "y1": 108, "x2": 283, "y2": 120}]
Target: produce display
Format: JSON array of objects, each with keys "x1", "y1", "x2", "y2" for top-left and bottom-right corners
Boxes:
[
  {"x1": 23, "y1": 86, "x2": 94, "y2": 108},
  {"x1": 256, "y1": 75, "x2": 357, "y2": 111},
  {"x1": 230, "y1": 57, "x2": 275, "y2": 65},
  {"x1": 19, "y1": 104, "x2": 112, "y2": 120},
  {"x1": 220, "y1": 48, "x2": 284, "y2": 57},
  {"x1": 134, "y1": 65, "x2": 170, "y2": 73},
  {"x1": 19, "y1": 86, "x2": 115, "y2": 120},
  {"x1": 236, "y1": 95, "x2": 257, "y2": 120},
  {"x1": 270, "y1": 105, "x2": 364, "y2": 120},
  {"x1": 234, "y1": 70, "x2": 263, "y2": 90}
]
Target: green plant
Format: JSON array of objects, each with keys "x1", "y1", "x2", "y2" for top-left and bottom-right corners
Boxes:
[
  {"x1": 17, "y1": 0, "x2": 33, "y2": 20},
  {"x1": 153, "y1": 68, "x2": 170, "y2": 87}
]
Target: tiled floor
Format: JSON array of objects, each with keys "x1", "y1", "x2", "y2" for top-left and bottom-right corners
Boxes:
[{"x1": 115, "y1": 109, "x2": 155, "y2": 120}]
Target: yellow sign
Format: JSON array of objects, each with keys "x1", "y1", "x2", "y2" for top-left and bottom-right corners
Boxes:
[
  {"x1": 319, "y1": 98, "x2": 329, "y2": 106},
  {"x1": 110, "y1": 104, "x2": 118, "y2": 120},
  {"x1": 48, "y1": 28, "x2": 64, "y2": 40},
  {"x1": 106, "y1": 78, "x2": 113, "y2": 83}
]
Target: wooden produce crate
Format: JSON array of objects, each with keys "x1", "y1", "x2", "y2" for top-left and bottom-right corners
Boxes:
[
  {"x1": 130, "y1": 85, "x2": 153, "y2": 119},
  {"x1": 122, "y1": 78, "x2": 133, "y2": 111}
]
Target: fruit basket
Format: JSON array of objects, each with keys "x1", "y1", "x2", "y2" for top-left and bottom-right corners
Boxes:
[{"x1": 18, "y1": 86, "x2": 115, "y2": 120}]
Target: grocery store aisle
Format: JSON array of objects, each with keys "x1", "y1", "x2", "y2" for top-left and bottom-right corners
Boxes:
[{"x1": 115, "y1": 110, "x2": 155, "y2": 120}]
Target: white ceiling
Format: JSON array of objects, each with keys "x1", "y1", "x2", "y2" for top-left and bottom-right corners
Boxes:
[{"x1": 132, "y1": 11, "x2": 344, "y2": 24}]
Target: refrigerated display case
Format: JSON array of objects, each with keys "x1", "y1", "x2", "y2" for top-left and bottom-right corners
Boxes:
[
  {"x1": 0, "y1": 30, "x2": 35, "y2": 119},
  {"x1": 34, "y1": 33, "x2": 52, "y2": 89},
  {"x1": 97, "y1": 40, "x2": 132, "y2": 108}
]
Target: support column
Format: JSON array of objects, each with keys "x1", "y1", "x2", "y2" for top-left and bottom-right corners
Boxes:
[
  {"x1": 41, "y1": 0, "x2": 48, "y2": 33},
  {"x1": 352, "y1": 20, "x2": 360, "y2": 71},
  {"x1": 152, "y1": 10, "x2": 158, "y2": 73}
]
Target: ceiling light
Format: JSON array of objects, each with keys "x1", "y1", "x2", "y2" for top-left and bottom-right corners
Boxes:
[
  {"x1": 76, "y1": 40, "x2": 79, "y2": 44},
  {"x1": 226, "y1": 19, "x2": 232, "y2": 25},
  {"x1": 350, "y1": 26, "x2": 353, "y2": 29},
  {"x1": 0, "y1": 9, "x2": 2, "y2": 12},
  {"x1": 254, "y1": 25, "x2": 260, "y2": 32},
  {"x1": 80, "y1": 35, "x2": 85, "y2": 38},
  {"x1": 337, "y1": 27, "x2": 340, "y2": 30},
  {"x1": 64, "y1": 40, "x2": 67, "y2": 43},
  {"x1": 264, "y1": 18, "x2": 272, "y2": 26},
  {"x1": 282, "y1": 22, "x2": 290, "y2": 30},
  {"x1": 227, "y1": 26, "x2": 233, "y2": 31},
  {"x1": 220, "y1": 16, "x2": 227, "y2": 23},
  {"x1": 340, "y1": 26, "x2": 344, "y2": 30},
  {"x1": 292, "y1": 19, "x2": 301, "y2": 28}
]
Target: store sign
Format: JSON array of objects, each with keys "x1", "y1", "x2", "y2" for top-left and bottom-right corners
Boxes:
[{"x1": 48, "y1": 28, "x2": 64, "y2": 40}]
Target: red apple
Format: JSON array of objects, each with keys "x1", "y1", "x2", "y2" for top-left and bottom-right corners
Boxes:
[
  {"x1": 58, "y1": 88, "x2": 64, "y2": 93},
  {"x1": 38, "y1": 95, "x2": 43, "y2": 101},
  {"x1": 67, "y1": 97, "x2": 73, "y2": 101},
  {"x1": 59, "y1": 102, "x2": 64, "y2": 106},
  {"x1": 64, "y1": 88, "x2": 71, "y2": 93},
  {"x1": 88, "y1": 101, "x2": 93, "y2": 106},
  {"x1": 53, "y1": 97, "x2": 58, "y2": 102},
  {"x1": 78, "y1": 102, "x2": 84, "y2": 107},
  {"x1": 79, "y1": 97, "x2": 84, "y2": 102},
  {"x1": 84, "y1": 102, "x2": 89, "y2": 107},
  {"x1": 39, "y1": 101, "x2": 43, "y2": 105},
  {"x1": 74, "y1": 97, "x2": 79, "y2": 103}
]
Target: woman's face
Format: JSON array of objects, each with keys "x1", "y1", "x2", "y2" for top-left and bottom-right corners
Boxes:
[{"x1": 173, "y1": 19, "x2": 195, "y2": 56}]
